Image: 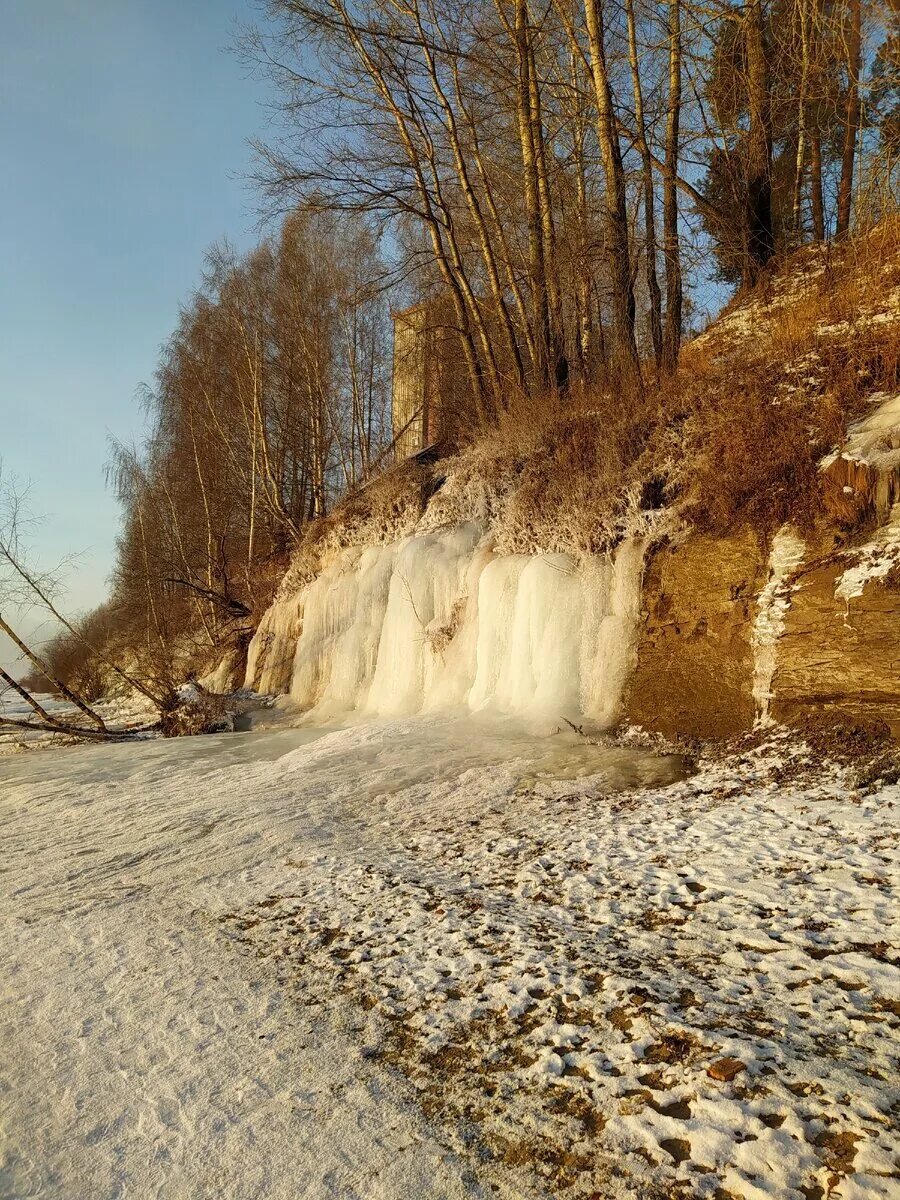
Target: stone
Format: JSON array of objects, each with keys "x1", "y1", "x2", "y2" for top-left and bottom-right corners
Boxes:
[
  {"x1": 772, "y1": 552, "x2": 900, "y2": 738},
  {"x1": 707, "y1": 1057, "x2": 746, "y2": 1082}
]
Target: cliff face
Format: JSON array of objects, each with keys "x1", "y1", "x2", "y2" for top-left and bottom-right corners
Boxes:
[
  {"x1": 622, "y1": 508, "x2": 900, "y2": 741},
  {"x1": 624, "y1": 531, "x2": 768, "y2": 739},
  {"x1": 243, "y1": 507, "x2": 900, "y2": 742},
  {"x1": 772, "y1": 533, "x2": 900, "y2": 737},
  {"x1": 243, "y1": 496, "x2": 900, "y2": 742}
]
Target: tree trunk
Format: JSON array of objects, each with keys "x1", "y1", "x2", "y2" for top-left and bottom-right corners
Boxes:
[
  {"x1": 567, "y1": 47, "x2": 594, "y2": 377},
  {"x1": 526, "y1": 21, "x2": 568, "y2": 389},
  {"x1": 625, "y1": 0, "x2": 663, "y2": 369},
  {"x1": 335, "y1": 0, "x2": 493, "y2": 418},
  {"x1": 583, "y1": 0, "x2": 641, "y2": 377},
  {"x1": 809, "y1": 132, "x2": 826, "y2": 240},
  {"x1": 836, "y1": 0, "x2": 861, "y2": 235},
  {"x1": 662, "y1": 0, "x2": 683, "y2": 372},
  {"x1": 791, "y1": 0, "x2": 811, "y2": 240},
  {"x1": 515, "y1": 0, "x2": 553, "y2": 390},
  {"x1": 0, "y1": 615, "x2": 107, "y2": 731},
  {"x1": 744, "y1": 0, "x2": 775, "y2": 282},
  {"x1": 414, "y1": 3, "x2": 526, "y2": 394}
]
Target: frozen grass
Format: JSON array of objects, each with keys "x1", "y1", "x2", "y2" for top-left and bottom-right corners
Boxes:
[{"x1": 278, "y1": 458, "x2": 432, "y2": 596}]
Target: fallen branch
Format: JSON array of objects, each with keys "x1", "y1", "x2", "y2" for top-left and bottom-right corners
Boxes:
[
  {"x1": 0, "y1": 665, "x2": 67, "y2": 730},
  {"x1": 562, "y1": 716, "x2": 605, "y2": 745},
  {"x1": 162, "y1": 577, "x2": 251, "y2": 617},
  {"x1": 0, "y1": 613, "x2": 107, "y2": 731},
  {"x1": 0, "y1": 714, "x2": 161, "y2": 740},
  {"x1": 0, "y1": 538, "x2": 165, "y2": 708},
  {"x1": 0, "y1": 714, "x2": 117, "y2": 740}
]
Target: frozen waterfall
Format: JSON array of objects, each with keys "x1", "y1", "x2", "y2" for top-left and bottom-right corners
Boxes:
[{"x1": 245, "y1": 525, "x2": 646, "y2": 727}]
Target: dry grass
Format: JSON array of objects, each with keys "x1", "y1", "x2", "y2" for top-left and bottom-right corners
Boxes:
[
  {"x1": 424, "y1": 594, "x2": 467, "y2": 656},
  {"x1": 671, "y1": 219, "x2": 900, "y2": 537},
  {"x1": 795, "y1": 712, "x2": 893, "y2": 762},
  {"x1": 673, "y1": 359, "x2": 837, "y2": 536},
  {"x1": 428, "y1": 220, "x2": 900, "y2": 556},
  {"x1": 686, "y1": 216, "x2": 900, "y2": 366},
  {"x1": 422, "y1": 383, "x2": 662, "y2": 559},
  {"x1": 158, "y1": 687, "x2": 235, "y2": 737},
  {"x1": 277, "y1": 456, "x2": 432, "y2": 594},
  {"x1": 790, "y1": 711, "x2": 900, "y2": 790}
]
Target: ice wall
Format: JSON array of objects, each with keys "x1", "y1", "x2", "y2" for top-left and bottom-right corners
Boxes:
[
  {"x1": 244, "y1": 590, "x2": 305, "y2": 696},
  {"x1": 245, "y1": 525, "x2": 646, "y2": 727}
]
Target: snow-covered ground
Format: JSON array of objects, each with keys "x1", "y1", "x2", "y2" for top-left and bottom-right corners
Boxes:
[{"x1": 1, "y1": 716, "x2": 897, "y2": 1199}]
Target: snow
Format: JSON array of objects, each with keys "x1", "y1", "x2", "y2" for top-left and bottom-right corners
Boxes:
[
  {"x1": 820, "y1": 392, "x2": 900, "y2": 481},
  {"x1": 752, "y1": 526, "x2": 806, "y2": 723},
  {"x1": 246, "y1": 528, "x2": 646, "y2": 731},
  {"x1": 0, "y1": 690, "x2": 157, "y2": 757},
  {"x1": 813, "y1": 392, "x2": 900, "y2": 605},
  {"x1": 692, "y1": 262, "x2": 899, "y2": 365},
  {"x1": 828, "y1": 393, "x2": 900, "y2": 470},
  {"x1": 815, "y1": 291, "x2": 900, "y2": 340},
  {"x1": 1, "y1": 718, "x2": 897, "y2": 1199},
  {"x1": 834, "y1": 502, "x2": 900, "y2": 602}
]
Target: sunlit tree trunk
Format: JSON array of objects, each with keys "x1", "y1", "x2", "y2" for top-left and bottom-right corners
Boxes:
[
  {"x1": 583, "y1": 0, "x2": 641, "y2": 376},
  {"x1": 662, "y1": 0, "x2": 683, "y2": 371},
  {"x1": 745, "y1": 0, "x2": 775, "y2": 282},
  {"x1": 791, "y1": 0, "x2": 812, "y2": 240},
  {"x1": 836, "y1": 0, "x2": 861, "y2": 235},
  {"x1": 514, "y1": 0, "x2": 554, "y2": 389},
  {"x1": 625, "y1": 0, "x2": 663, "y2": 369}
]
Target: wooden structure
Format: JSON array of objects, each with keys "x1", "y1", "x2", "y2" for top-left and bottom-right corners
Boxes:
[
  {"x1": 391, "y1": 298, "x2": 487, "y2": 458},
  {"x1": 391, "y1": 302, "x2": 442, "y2": 458}
]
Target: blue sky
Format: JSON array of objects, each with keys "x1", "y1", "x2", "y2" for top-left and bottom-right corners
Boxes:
[{"x1": 1, "y1": 0, "x2": 272, "y2": 663}]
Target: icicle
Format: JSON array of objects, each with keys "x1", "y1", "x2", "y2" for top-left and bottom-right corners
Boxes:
[
  {"x1": 582, "y1": 538, "x2": 647, "y2": 727},
  {"x1": 244, "y1": 590, "x2": 305, "y2": 695},
  {"x1": 365, "y1": 525, "x2": 481, "y2": 715}
]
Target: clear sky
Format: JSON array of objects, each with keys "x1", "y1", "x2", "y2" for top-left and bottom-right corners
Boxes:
[{"x1": 1, "y1": 0, "x2": 272, "y2": 665}]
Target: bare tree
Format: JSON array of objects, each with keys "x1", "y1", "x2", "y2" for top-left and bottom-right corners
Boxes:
[{"x1": 0, "y1": 471, "x2": 161, "y2": 741}]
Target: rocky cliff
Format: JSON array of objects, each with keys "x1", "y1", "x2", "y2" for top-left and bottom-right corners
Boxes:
[
  {"x1": 623, "y1": 531, "x2": 769, "y2": 740},
  {"x1": 623, "y1": 509, "x2": 900, "y2": 740}
]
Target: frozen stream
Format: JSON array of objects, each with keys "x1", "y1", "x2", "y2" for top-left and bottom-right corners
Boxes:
[{"x1": 0, "y1": 714, "x2": 681, "y2": 1200}]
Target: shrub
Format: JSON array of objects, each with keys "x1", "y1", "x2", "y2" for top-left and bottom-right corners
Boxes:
[{"x1": 671, "y1": 222, "x2": 900, "y2": 538}]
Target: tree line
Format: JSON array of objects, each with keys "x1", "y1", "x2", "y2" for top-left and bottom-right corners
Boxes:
[
  {"x1": 248, "y1": 0, "x2": 896, "y2": 406},
  {"x1": 4, "y1": 210, "x2": 393, "y2": 721},
  {"x1": 107, "y1": 209, "x2": 392, "y2": 683}
]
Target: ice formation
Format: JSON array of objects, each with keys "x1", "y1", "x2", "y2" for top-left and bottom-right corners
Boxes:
[
  {"x1": 245, "y1": 524, "x2": 646, "y2": 728},
  {"x1": 751, "y1": 525, "x2": 806, "y2": 724},
  {"x1": 835, "y1": 501, "x2": 900, "y2": 603},
  {"x1": 820, "y1": 390, "x2": 900, "y2": 471}
]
